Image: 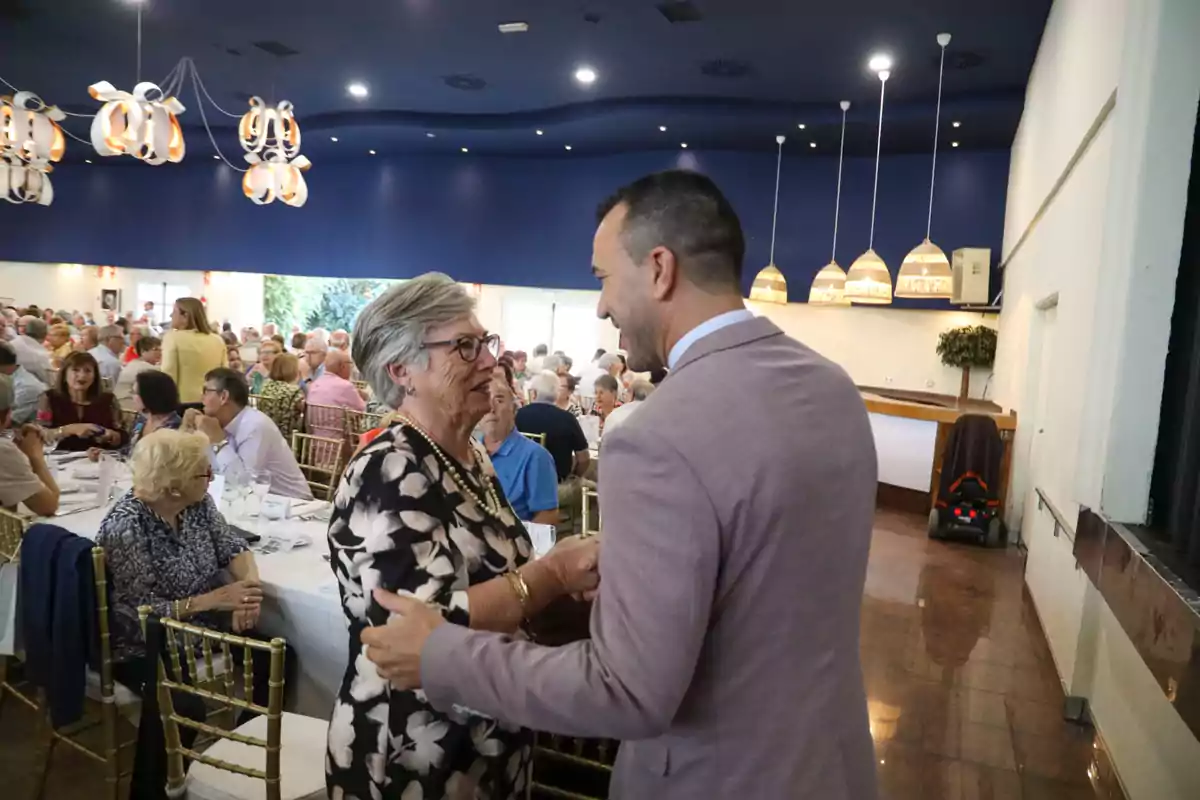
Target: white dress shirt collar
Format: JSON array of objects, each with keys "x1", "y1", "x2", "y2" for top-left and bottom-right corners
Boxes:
[{"x1": 667, "y1": 308, "x2": 755, "y2": 370}]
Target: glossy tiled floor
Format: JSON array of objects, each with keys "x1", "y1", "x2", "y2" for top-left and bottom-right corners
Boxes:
[
  {"x1": 0, "y1": 509, "x2": 1127, "y2": 799},
  {"x1": 865, "y1": 509, "x2": 1125, "y2": 800}
]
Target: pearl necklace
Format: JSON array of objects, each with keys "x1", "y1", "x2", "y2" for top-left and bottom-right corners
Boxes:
[{"x1": 394, "y1": 416, "x2": 508, "y2": 522}]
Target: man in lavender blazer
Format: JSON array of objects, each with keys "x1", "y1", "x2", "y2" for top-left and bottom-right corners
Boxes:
[{"x1": 365, "y1": 171, "x2": 879, "y2": 799}]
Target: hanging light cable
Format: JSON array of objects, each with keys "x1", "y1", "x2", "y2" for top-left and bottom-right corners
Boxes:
[
  {"x1": 749, "y1": 135, "x2": 789, "y2": 304},
  {"x1": 896, "y1": 32, "x2": 955, "y2": 299},
  {"x1": 809, "y1": 101, "x2": 852, "y2": 306},
  {"x1": 846, "y1": 61, "x2": 894, "y2": 304}
]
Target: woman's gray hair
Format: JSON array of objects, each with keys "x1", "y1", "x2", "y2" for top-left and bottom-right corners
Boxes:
[
  {"x1": 352, "y1": 273, "x2": 475, "y2": 408},
  {"x1": 542, "y1": 354, "x2": 564, "y2": 374}
]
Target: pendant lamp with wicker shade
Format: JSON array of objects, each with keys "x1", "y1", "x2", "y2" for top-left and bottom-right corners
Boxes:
[
  {"x1": 749, "y1": 135, "x2": 789, "y2": 305},
  {"x1": 809, "y1": 101, "x2": 852, "y2": 306},
  {"x1": 846, "y1": 61, "x2": 894, "y2": 305},
  {"x1": 896, "y1": 33, "x2": 955, "y2": 299}
]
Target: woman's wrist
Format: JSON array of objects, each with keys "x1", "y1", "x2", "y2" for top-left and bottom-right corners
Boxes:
[{"x1": 517, "y1": 559, "x2": 564, "y2": 608}]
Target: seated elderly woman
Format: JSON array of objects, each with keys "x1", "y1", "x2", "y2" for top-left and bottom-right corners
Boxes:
[
  {"x1": 591, "y1": 373, "x2": 622, "y2": 434},
  {"x1": 45, "y1": 322, "x2": 74, "y2": 366},
  {"x1": 245, "y1": 338, "x2": 281, "y2": 394},
  {"x1": 37, "y1": 350, "x2": 126, "y2": 452},
  {"x1": 326, "y1": 273, "x2": 599, "y2": 799},
  {"x1": 124, "y1": 369, "x2": 182, "y2": 454},
  {"x1": 257, "y1": 351, "x2": 305, "y2": 442}
]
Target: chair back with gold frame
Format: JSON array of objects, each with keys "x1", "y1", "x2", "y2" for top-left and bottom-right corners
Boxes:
[
  {"x1": 291, "y1": 432, "x2": 345, "y2": 501},
  {"x1": 138, "y1": 610, "x2": 289, "y2": 800},
  {"x1": 25, "y1": 547, "x2": 136, "y2": 800},
  {"x1": 531, "y1": 732, "x2": 618, "y2": 799},
  {"x1": 581, "y1": 483, "x2": 601, "y2": 537},
  {"x1": 247, "y1": 393, "x2": 262, "y2": 410},
  {"x1": 519, "y1": 430, "x2": 547, "y2": 447},
  {"x1": 351, "y1": 379, "x2": 369, "y2": 393},
  {"x1": 0, "y1": 506, "x2": 26, "y2": 564},
  {"x1": 344, "y1": 408, "x2": 385, "y2": 446},
  {"x1": 304, "y1": 402, "x2": 349, "y2": 445}
]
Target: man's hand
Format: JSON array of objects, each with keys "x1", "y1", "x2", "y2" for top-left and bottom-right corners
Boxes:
[
  {"x1": 184, "y1": 410, "x2": 226, "y2": 445},
  {"x1": 14, "y1": 424, "x2": 46, "y2": 462},
  {"x1": 361, "y1": 589, "x2": 446, "y2": 689}
]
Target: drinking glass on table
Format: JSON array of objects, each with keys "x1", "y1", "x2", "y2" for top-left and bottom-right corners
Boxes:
[{"x1": 251, "y1": 470, "x2": 272, "y2": 513}]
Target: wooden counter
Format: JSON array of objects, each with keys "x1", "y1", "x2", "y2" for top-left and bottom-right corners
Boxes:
[{"x1": 859, "y1": 387, "x2": 1017, "y2": 515}]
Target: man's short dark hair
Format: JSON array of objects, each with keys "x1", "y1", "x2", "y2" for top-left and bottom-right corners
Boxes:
[
  {"x1": 204, "y1": 367, "x2": 250, "y2": 408},
  {"x1": 0, "y1": 341, "x2": 15, "y2": 367},
  {"x1": 597, "y1": 170, "x2": 745, "y2": 291}
]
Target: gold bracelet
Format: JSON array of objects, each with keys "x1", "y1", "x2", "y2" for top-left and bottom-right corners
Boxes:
[{"x1": 503, "y1": 570, "x2": 531, "y2": 621}]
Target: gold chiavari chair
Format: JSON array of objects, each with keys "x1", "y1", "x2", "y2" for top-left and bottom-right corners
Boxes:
[
  {"x1": 28, "y1": 547, "x2": 140, "y2": 800},
  {"x1": 344, "y1": 408, "x2": 385, "y2": 447},
  {"x1": 520, "y1": 430, "x2": 547, "y2": 447},
  {"x1": 248, "y1": 393, "x2": 262, "y2": 410},
  {"x1": 0, "y1": 508, "x2": 35, "y2": 720},
  {"x1": 530, "y1": 732, "x2": 619, "y2": 800},
  {"x1": 351, "y1": 379, "x2": 369, "y2": 393},
  {"x1": 581, "y1": 482, "x2": 601, "y2": 537},
  {"x1": 119, "y1": 406, "x2": 139, "y2": 437},
  {"x1": 304, "y1": 402, "x2": 349, "y2": 445},
  {"x1": 137, "y1": 610, "x2": 327, "y2": 800},
  {"x1": 291, "y1": 432, "x2": 346, "y2": 501}
]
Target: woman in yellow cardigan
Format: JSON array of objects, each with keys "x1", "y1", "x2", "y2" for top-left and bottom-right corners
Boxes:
[{"x1": 161, "y1": 297, "x2": 228, "y2": 403}]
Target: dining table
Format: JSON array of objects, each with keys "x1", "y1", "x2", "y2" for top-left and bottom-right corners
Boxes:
[{"x1": 41, "y1": 452, "x2": 348, "y2": 720}]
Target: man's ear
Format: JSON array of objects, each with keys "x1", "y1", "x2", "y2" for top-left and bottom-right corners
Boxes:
[{"x1": 647, "y1": 246, "x2": 680, "y2": 302}]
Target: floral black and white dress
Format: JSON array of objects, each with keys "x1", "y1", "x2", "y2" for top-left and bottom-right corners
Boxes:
[{"x1": 326, "y1": 423, "x2": 535, "y2": 800}]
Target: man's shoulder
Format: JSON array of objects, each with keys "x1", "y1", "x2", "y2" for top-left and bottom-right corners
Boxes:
[{"x1": 0, "y1": 438, "x2": 36, "y2": 477}]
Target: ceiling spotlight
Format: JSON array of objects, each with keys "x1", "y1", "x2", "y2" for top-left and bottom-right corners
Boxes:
[
  {"x1": 498, "y1": 22, "x2": 529, "y2": 34},
  {"x1": 85, "y1": 159, "x2": 92, "y2": 164},
  {"x1": 680, "y1": 143, "x2": 688, "y2": 149},
  {"x1": 461, "y1": 147, "x2": 469, "y2": 153},
  {"x1": 659, "y1": 125, "x2": 667, "y2": 132},
  {"x1": 868, "y1": 53, "x2": 893, "y2": 73},
  {"x1": 809, "y1": 141, "x2": 817, "y2": 148},
  {"x1": 330, "y1": 136, "x2": 339, "y2": 142},
  {"x1": 565, "y1": 145, "x2": 573, "y2": 151},
  {"x1": 574, "y1": 66, "x2": 597, "y2": 85},
  {"x1": 951, "y1": 141, "x2": 960, "y2": 148},
  {"x1": 213, "y1": 155, "x2": 220, "y2": 160},
  {"x1": 536, "y1": 130, "x2": 544, "y2": 135},
  {"x1": 952, "y1": 121, "x2": 961, "y2": 128},
  {"x1": 346, "y1": 82, "x2": 369, "y2": 99},
  {"x1": 426, "y1": 132, "x2": 436, "y2": 138},
  {"x1": 797, "y1": 123, "x2": 807, "y2": 130},
  {"x1": 368, "y1": 149, "x2": 376, "y2": 155}
]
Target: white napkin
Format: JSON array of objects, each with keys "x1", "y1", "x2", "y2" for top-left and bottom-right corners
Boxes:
[{"x1": 290, "y1": 499, "x2": 333, "y2": 521}]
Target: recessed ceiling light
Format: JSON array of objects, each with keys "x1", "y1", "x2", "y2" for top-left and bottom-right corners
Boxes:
[
  {"x1": 330, "y1": 136, "x2": 339, "y2": 142},
  {"x1": 680, "y1": 143, "x2": 688, "y2": 149},
  {"x1": 213, "y1": 155, "x2": 219, "y2": 160},
  {"x1": 368, "y1": 149, "x2": 376, "y2": 155},
  {"x1": 951, "y1": 141, "x2": 960, "y2": 148},
  {"x1": 574, "y1": 66, "x2": 597, "y2": 85},
  {"x1": 536, "y1": 130, "x2": 544, "y2": 136},
  {"x1": 868, "y1": 53, "x2": 893, "y2": 73},
  {"x1": 346, "y1": 82, "x2": 369, "y2": 99},
  {"x1": 85, "y1": 159, "x2": 92, "y2": 164},
  {"x1": 564, "y1": 145, "x2": 572, "y2": 151},
  {"x1": 659, "y1": 125, "x2": 667, "y2": 132},
  {"x1": 461, "y1": 147, "x2": 469, "y2": 153},
  {"x1": 498, "y1": 22, "x2": 529, "y2": 34},
  {"x1": 952, "y1": 121, "x2": 961, "y2": 128},
  {"x1": 797, "y1": 123, "x2": 807, "y2": 130},
  {"x1": 809, "y1": 141, "x2": 817, "y2": 148},
  {"x1": 426, "y1": 132, "x2": 436, "y2": 138}
]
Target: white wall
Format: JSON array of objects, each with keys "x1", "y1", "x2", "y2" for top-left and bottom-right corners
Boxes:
[
  {"x1": 0, "y1": 261, "x2": 264, "y2": 331},
  {"x1": 994, "y1": 1, "x2": 1200, "y2": 797}
]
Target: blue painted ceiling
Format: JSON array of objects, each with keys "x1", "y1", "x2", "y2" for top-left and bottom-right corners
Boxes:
[{"x1": 5, "y1": 0, "x2": 1050, "y2": 162}]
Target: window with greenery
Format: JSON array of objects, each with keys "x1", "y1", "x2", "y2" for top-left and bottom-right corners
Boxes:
[{"x1": 263, "y1": 275, "x2": 396, "y2": 333}]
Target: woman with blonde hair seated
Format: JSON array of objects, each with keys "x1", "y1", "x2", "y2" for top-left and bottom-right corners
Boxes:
[
  {"x1": 45, "y1": 322, "x2": 74, "y2": 366},
  {"x1": 161, "y1": 297, "x2": 227, "y2": 403},
  {"x1": 257, "y1": 351, "x2": 305, "y2": 443}
]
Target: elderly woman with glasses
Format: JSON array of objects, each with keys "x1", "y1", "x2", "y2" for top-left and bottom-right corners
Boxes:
[{"x1": 326, "y1": 272, "x2": 600, "y2": 800}]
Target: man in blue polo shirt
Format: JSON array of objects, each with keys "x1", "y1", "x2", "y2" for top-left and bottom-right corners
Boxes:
[{"x1": 482, "y1": 378, "x2": 560, "y2": 525}]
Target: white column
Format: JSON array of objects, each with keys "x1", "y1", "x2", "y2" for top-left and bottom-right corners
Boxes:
[{"x1": 1075, "y1": 0, "x2": 1200, "y2": 520}]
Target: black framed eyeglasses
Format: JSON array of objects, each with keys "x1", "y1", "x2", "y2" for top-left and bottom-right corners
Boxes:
[{"x1": 422, "y1": 333, "x2": 500, "y2": 363}]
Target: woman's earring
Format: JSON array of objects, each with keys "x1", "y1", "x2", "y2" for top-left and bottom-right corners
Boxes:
[{"x1": 404, "y1": 385, "x2": 417, "y2": 397}]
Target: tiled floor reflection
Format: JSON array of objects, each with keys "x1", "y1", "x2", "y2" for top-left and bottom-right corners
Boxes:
[{"x1": 865, "y1": 509, "x2": 1126, "y2": 800}]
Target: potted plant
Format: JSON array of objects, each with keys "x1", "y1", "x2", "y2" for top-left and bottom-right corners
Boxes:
[{"x1": 936, "y1": 324, "x2": 997, "y2": 402}]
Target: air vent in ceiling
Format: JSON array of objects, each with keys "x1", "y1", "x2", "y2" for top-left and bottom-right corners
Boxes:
[
  {"x1": 444, "y1": 74, "x2": 487, "y2": 91},
  {"x1": 253, "y1": 40, "x2": 300, "y2": 58},
  {"x1": 700, "y1": 59, "x2": 753, "y2": 79},
  {"x1": 943, "y1": 51, "x2": 984, "y2": 71},
  {"x1": 657, "y1": 1, "x2": 703, "y2": 24}
]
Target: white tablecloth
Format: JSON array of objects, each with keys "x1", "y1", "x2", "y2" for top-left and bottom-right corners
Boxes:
[{"x1": 46, "y1": 485, "x2": 347, "y2": 720}]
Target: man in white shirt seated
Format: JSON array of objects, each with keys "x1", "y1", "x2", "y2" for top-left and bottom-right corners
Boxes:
[
  {"x1": 10, "y1": 317, "x2": 52, "y2": 384},
  {"x1": 114, "y1": 335, "x2": 162, "y2": 405},
  {"x1": 601, "y1": 378, "x2": 654, "y2": 436},
  {"x1": 0, "y1": 342, "x2": 47, "y2": 425},
  {"x1": 183, "y1": 367, "x2": 314, "y2": 500},
  {"x1": 0, "y1": 374, "x2": 59, "y2": 516},
  {"x1": 89, "y1": 324, "x2": 125, "y2": 386}
]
